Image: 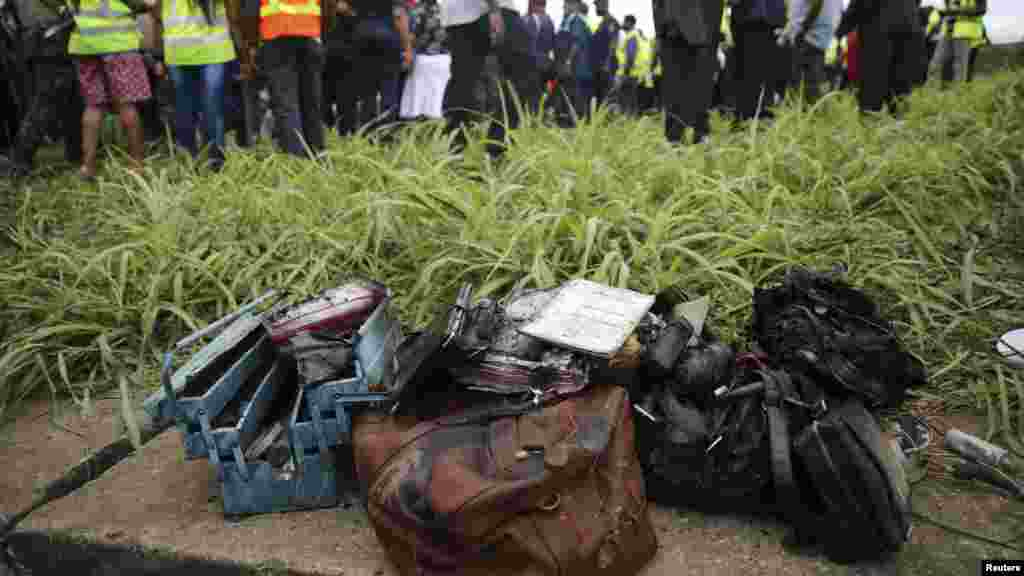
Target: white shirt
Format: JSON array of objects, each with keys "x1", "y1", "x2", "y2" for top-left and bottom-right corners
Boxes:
[{"x1": 441, "y1": 0, "x2": 516, "y2": 28}]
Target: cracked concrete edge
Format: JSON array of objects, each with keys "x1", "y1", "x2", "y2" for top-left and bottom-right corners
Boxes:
[{"x1": 5, "y1": 530, "x2": 305, "y2": 576}]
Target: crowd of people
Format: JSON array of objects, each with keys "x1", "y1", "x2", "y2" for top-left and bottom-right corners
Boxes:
[{"x1": 0, "y1": 0, "x2": 991, "y2": 177}]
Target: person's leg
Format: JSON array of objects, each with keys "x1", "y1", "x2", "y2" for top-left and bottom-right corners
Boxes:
[
  {"x1": 889, "y1": 31, "x2": 919, "y2": 105},
  {"x1": 105, "y1": 53, "x2": 151, "y2": 168},
  {"x1": 967, "y1": 46, "x2": 979, "y2": 82},
  {"x1": 950, "y1": 38, "x2": 970, "y2": 82},
  {"x1": 64, "y1": 65, "x2": 84, "y2": 164},
  {"x1": 262, "y1": 38, "x2": 305, "y2": 156},
  {"x1": 76, "y1": 56, "x2": 107, "y2": 178},
  {"x1": 298, "y1": 37, "x2": 325, "y2": 155},
  {"x1": 858, "y1": 27, "x2": 891, "y2": 113},
  {"x1": 170, "y1": 66, "x2": 199, "y2": 156},
  {"x1": 199, "y1": 62, "x2": 227, "y2": 168},
  {"x1": 336, "y1": 57, "x2": 358, "y2": 136},
  {"x1": 803, "y1": 43, "x2": 825, "y2": 105},
  {"x1": 927, "y1": 36, "x2": 951, "y2": 82},
  {"x1": 442, "y1": 16, "x2": 489, "y2": 151}
]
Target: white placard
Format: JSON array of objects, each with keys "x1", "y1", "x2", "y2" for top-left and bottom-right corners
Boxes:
[{"x1": 517, "y1": 280, "x2": 655, "y2": 357}]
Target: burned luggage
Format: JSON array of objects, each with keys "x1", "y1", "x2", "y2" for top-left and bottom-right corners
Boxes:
[
  {"x1": 353, "y1": 383, "x2": 658, "y2": 576},
  {"x1": 752, "y1": 266, "x2": 927, "y2": 409},
  {"x1": 790, "y1": 399, "x2": 912, "y2": 562}
]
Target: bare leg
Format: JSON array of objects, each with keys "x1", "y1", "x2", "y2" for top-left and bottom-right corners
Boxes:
[
  {"x1": 116, "y1": 102, "x2": 144, "y2": 169},
  {"x1": 80, "y1": 105, "x2": 103, "y2": 178}
]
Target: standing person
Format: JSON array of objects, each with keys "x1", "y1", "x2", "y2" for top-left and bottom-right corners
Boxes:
[
  {"x1": 350, "y1": 0, "x2": 413, "y2": 132},
  {"x1": 323, "y1": 1, "x2": 358, "y2": 135},
  {"x1": 614, "y1": 14, "x2": 640, "y2": 115},
  {"x1": 440, "y1": 0, "x2": 536, "y2": 158},
  {"x1": 68, "y1": 0, "x2": 152, "y2": 179},
  {"x1": 154, "y1": 0, "x2": 238, "y2": 170},
  {"x1": 588, "y1": 0, "x2": 617, "y2": 109},
  {"x1": 835, "y1": 0, "x2": 922, "y2": 114},
  {"x1": 637, "y1": 32, "x2": 656, "y2": 112},
  {"x1": 400, "y1": 0, "x2": 450, "y2": 120},
  {"x1": 523, "y1": 0, "x2": 555, "y2": 112},
  {"x1": 237, "y1": 0, "x2": 335, "y2": 158},
  {"x1": 775, "y1": 0, "x2": 842, "y2": 105},
  {"x1": 927, "y1": 0, "x2": 986, "y2": 84},
  {"x1": 729, "y1": 0, "x2": 786, "y2": 121},
  {"x1": 653, "y1": 0, "x2": 721, "y2": 143},
  {"x1": 967, "y1": 23, "x2": 987, "y2": 82},
  {"x1": 558, "y1": 0, "x2": 592, "y2": 122}
]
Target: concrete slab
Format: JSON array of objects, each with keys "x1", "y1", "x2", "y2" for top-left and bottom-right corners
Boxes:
[{"x1": 5, "y1": 404, "x2": 1021, "y2": 576}]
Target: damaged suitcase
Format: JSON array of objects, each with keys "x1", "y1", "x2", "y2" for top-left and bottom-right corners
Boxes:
[{"x1": 352, "y1": 383, "x2": 659, "y2": 576}]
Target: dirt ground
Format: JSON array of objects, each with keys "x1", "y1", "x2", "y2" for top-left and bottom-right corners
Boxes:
[{"x1": 1, "y1": 396, "x2": 1021, "y2": 576}]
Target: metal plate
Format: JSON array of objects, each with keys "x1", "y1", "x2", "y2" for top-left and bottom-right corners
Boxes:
[
  {"x1": 517, "y1": 280, "x2": 655, "y2": 357},
  {"x1": 355, "y1": 296, "x2": 402, "y2": 393},
  {"x1": 144, "y1": 314, "x2": 265, "y2": 426}
]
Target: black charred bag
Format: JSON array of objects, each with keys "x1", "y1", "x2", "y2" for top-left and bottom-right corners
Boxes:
[
  {"x1": 791, "y1": 399, "x2": 911, "y2": 562},
  {"x1": 753, "y1": 267, "x2": 927, "y2": 409},
  {"x1": 637, "y1": 357, "x2": 784, "y2": 511}
]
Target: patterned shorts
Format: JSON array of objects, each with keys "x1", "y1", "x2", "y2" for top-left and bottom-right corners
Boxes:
[{"x1": 76, "y1": 52, "x2": 152, "y2": 107}]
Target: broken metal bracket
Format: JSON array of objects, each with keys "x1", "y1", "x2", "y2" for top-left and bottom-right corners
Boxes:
[
  {"x1": 231, "y1": 446, "x2": 250, "y2": 482},
  {"x1": 199, "y1": 410, "x2": 224, "y2": 481}
]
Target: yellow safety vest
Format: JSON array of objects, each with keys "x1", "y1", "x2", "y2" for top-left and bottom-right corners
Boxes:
[
  {"x1": 68, "y1": 0, "x2": 142, "y2": 55},
  {"x1": 587, "y1": 14, "x2": 600, "y2": 33},
  {"x1": 720, "y1": 5, "x2": 732, "y2": 47},
  {"x1": 616, "y1": 29, "x2": 641, "y2": 77},
  {"x1": 163, "y1": 0, "x2": 236, "y2": 66},
  {"x1": 927, "y1": 9, "x2": 941, "y2": 37},
  {"x1": 636, "y1": 36, "x2": 653, "y2": 86},
  {"x1": 825, "y1": 38, "x2": 838, "y2": 65},
  {"x1": 942, "y1": 0, "x2": 984, "y2": 41},
  {"x1": 260, "y1": 0, "x2": 320, "y2": 40}
]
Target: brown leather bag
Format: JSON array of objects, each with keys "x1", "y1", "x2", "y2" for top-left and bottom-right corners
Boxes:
[{"x1": 352, "y1": 384, "x2": 659, "y2": 576}]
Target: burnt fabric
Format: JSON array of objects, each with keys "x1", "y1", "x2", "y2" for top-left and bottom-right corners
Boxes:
[
  {"x1": 752, "y1": 267, "x2": 926, "y2": 409},
  {"x1": 353, "y1": 384, "x2": 659, "y2": 576}
]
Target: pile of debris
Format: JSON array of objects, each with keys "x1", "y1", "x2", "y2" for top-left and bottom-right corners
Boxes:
[{"x1": 145, "y1": 267, "x2": 936, "y2": 571}]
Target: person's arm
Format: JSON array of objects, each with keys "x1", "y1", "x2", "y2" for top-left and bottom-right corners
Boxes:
[{"x1": 394, "y1": 2, "x2": 413, "y2": 66}]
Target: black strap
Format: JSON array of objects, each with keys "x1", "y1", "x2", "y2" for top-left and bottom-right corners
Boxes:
[{"x1": 762, "y1": 369, "x2": 798, "y2": 518}]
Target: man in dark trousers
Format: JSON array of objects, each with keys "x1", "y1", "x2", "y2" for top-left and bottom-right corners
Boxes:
[
  {"x1": 588, "y1": 0, "x2": 618, "y2": 108},
  {"x1": 441, "y1": 0, "x2": 536, "y2": 158},
  {"x1": 653, "y1": 0, "x2": 721, "y2": 144},
  {"x1": 730, "y1": 0, "x2": 787, "y2": 121},
  {"x1": 835, "y1": 0, "x2": 923, "y2": 114},
  {"x1": 523, "y1": 0, "x2": 555, "y2": 112}
]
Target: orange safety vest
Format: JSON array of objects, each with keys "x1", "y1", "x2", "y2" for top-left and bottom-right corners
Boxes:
[{"x1": 260, "y1": 0, "x2": 321, "y2": 40}]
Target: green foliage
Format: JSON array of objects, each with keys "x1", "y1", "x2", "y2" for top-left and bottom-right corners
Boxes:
[{"x1": 2, "y1": 71, "x2": 1024, "y2": 439}]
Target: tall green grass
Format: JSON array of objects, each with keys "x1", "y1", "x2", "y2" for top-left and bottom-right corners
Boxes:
[{"x1": 2, "y1": 71, "x2": 1024, "y2": 449}]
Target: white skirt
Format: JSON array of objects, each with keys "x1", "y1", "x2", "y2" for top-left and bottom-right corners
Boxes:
[{"x1": 399, "y1": 53, "x2": 452, "y2": 119}]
